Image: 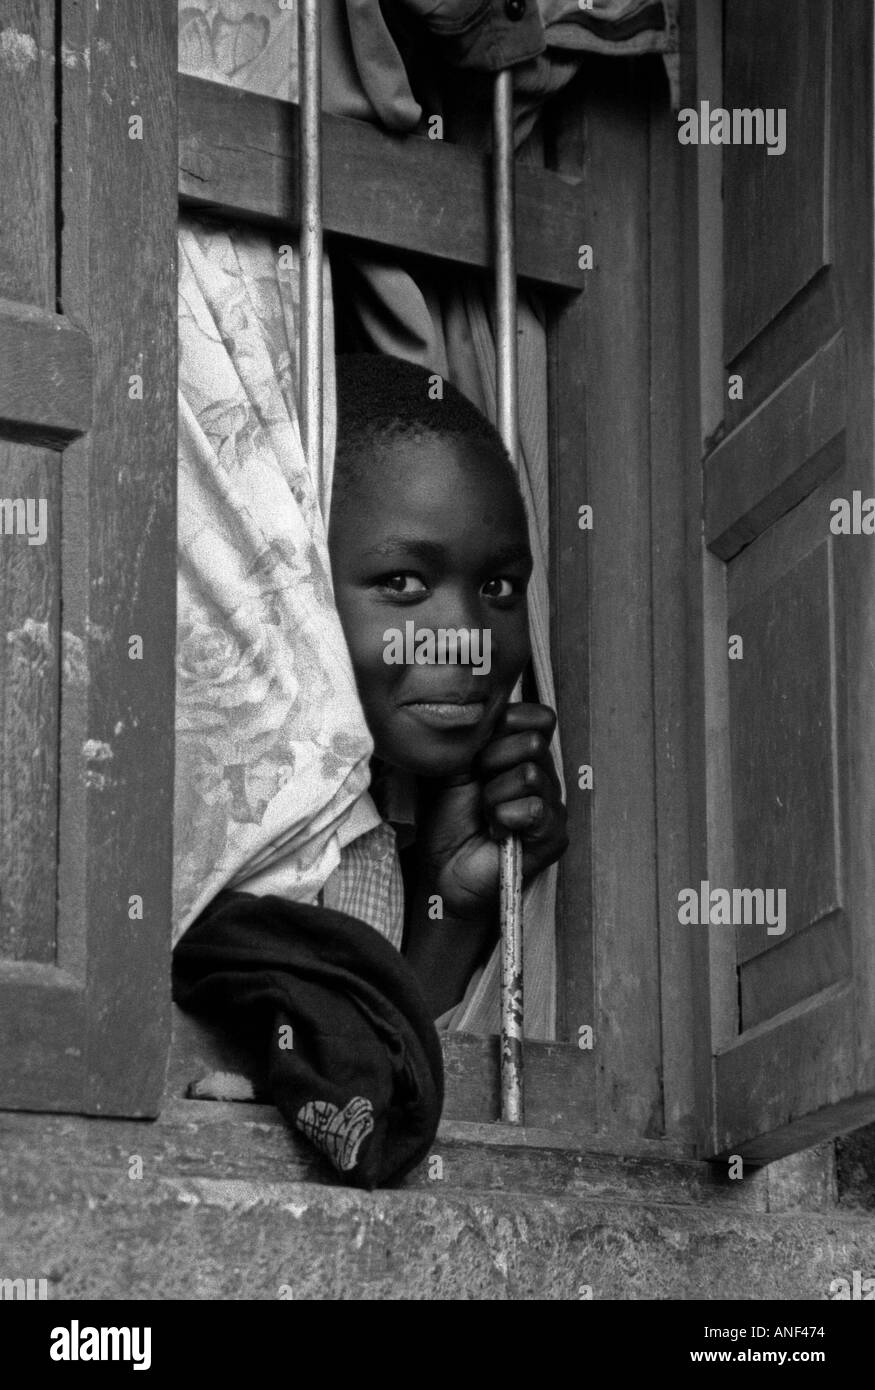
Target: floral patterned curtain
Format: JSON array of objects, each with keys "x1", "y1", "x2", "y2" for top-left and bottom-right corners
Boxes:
[{"x1": 175, "y1": 2, "x2": 378, "y2": 939}]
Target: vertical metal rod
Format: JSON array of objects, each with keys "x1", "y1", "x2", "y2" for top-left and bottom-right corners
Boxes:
[
  {"x1": 298, "y1": 0, "x2": 323, "y2": 498},
  {"x1": 493, "y1": 68, "x2": 524, "y2": 1126}
]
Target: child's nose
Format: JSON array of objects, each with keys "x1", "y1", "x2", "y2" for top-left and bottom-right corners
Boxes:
[{"x1": 434, "y1": 588, "x2": 484, "y2": 638}]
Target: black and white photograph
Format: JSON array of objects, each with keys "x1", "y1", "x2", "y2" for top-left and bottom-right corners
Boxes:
[{"x1": 2, "y1": 0, "x2": 875, "y2": 1333}]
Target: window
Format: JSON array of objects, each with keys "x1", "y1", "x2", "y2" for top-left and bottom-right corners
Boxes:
[{"x1": 2, "y1": 0, "x2": 875, "y2": 1170}]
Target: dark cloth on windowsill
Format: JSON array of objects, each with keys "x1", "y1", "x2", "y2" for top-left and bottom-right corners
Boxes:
[{"x1": 172, "y1": 890, "x2": 444, "y2": 1189}]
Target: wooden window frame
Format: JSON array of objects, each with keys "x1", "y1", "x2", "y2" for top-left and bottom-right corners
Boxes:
[
  {"x1": 682, "y1": 0, "x2": 875, "y2": 1164},
  {"x1": 174, "y1": 63, "x2": 698, "y2": 1148},
  {"x1": 1, "y1": 12, "x2": 696, "y2": 1150},
  {"x1": 0, "y1": 0, "x2": 177, "y2": 1119},
  {"x1": 6, "y1": 0, "x2": 872, "y2": 1176}
]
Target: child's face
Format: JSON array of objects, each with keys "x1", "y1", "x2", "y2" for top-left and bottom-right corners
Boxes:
[{"x1": 329, "y1": 433, "x2": 533, "y2": 778}]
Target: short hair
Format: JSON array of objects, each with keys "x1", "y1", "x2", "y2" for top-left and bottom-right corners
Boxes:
[{"x1": 331, "y1": 352, "x2": 522, "y2": 515}]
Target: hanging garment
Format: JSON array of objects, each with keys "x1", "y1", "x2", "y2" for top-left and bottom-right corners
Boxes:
[
  {"x1": 173, "y1": 891, "x2": 444, "y2": 1188},
  {"x1": 539, "y1": 0, "x2": 678, "y2": 55},
  {"x1": 338, "y1": 0, "x2": 679, "y2": 134}
]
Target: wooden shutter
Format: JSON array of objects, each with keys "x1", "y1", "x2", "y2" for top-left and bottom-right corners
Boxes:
[
  {"x1": 0, "y1": 0, "x2": 176, "y2": 1115},
  {"x1": 691, "y1": 0, "x2": 875, "y2": 1160}
]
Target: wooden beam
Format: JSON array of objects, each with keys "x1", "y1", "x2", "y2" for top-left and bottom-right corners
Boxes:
[
  {"x1": 0, "y1": 299, "x2": 92, "y2": 445},
  {"x1": 58, "y1": 0, "x2": 178, "y2": 1117},
  {"x1": 179, "y1": 75, "x2": 584, "y2": 293},
  {"x1": 1, "y1": 1104, "x2": 749, "y2": 1202},
  {"x1": 546, "y1": 84, "x2": 594, "y2": 1048}
]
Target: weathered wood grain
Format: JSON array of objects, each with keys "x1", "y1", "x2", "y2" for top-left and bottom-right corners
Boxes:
[
  {"x1": 705, "y1": 333, "x2": 847, "y2": 560},
  {"x1": 441, "y1": 1034, "x2": 594, "y2": 1130},
  {"x1": 0, "y1": 0, "x2": 178, "y2": 1118},
  {"x1": 677, "y1": 0, "x2": 727, "y2": 1155},
  {"x1": 545, "y1": 77, "x2": 594, "y2": 1050},
  {"x1": 568, "y1": 58, "x2": 663, "y2": 1139},
  {"x1": 648, "y1": 66, "x2": 698, "y2": 1144},
  {"x1": 0, "y1": 442, "x2": 60, "y2": 962},
  {"x1": 693, "y1": 0, "x2": 875, "y2": 1159},
  {"x1": 178, "y1": 75, "x2": 584, "y2": 293},
  {"x1": 740, "y1": 911, "x2": 850, "y2": 1030},
  {"x1": 60, "y1": 0, "x2": 178, "y2": 1116},
  {"x1": 169, "y1": 1004, "x2": 597, "y2": 1132},
  {"x1": 0, "y1": 968, "x2": 83, "y2": 1106},
  {"x1": 0, "y1": 0, "x2": 55, "y2": 309},
  {"x1": 0, "y1": 300, "x2": 93, "y2": 443},
  {"x1": 713, "y1": 983, "x2": 872, "y2": 1162},
  {"x1": 834, "y1": 1, "x2": 875, "y2": 1096},
  {"x1": 728, "y1": 543, "x2": 842, "y2": 961},
  {"x1": 723, "y1": 0, "x2": 832, "y2": 361},
  {"x1": 0, "y1": 1102, "x2": 774, "y2": 1208}
]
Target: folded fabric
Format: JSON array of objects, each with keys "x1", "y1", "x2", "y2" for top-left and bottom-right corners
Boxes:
[
  {"x1": 541, "y1": 0, "x2": 677, "y2": 54},
  {"x1": 173, "y1": 891, "x2": 445, "y2": 1189},
  {"x1": 390, "y1": 0, "x2": 546, "y2": 71}
]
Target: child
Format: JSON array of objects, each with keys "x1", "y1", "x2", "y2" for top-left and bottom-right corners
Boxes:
[
  {"x1": 327, "y1": 353, "x2": 568, "y2": 1019},
  {"x1": 174, "y1": 352, "x2": 568, "y2": 1187}
]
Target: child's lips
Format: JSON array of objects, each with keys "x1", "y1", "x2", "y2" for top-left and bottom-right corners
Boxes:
[{"x1": 400, "y1": 695, "x2": 488, "y2": 729}]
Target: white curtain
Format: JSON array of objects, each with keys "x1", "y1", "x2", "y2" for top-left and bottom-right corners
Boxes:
[{"x1": 175, "y1": 4, "x2": 378, "y2": 940}]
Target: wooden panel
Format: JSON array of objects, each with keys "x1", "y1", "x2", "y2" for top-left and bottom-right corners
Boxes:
[
  {"x1": 0, "y1": 300, "x2": 93, "y2": 443},
  {"x1": 0, "y1": 0, "x2": 55, "y2": 308},
  {"x1": 723, "y1": 271, "x2": 840, "y2": 435},
  {"x1": 705, "y1": 332, "x2": 846, "y2": 559},
  {"x1": 546, "y1": 81, "x2": 594, "y2": 1048},
  {"x1": 2, "y1": 1104, "x2": 743, "y2": 1204},
  {"x1": 441, "y1": 1036, "x2": 594, "y2": 1131},
  {"x1": 179, "y1": 75, "x2": 584, "y2": 293},
  {"x1": 723, "y1": 0, "x2": 832, "y2": 360},
  {"x1": 697, "y1": 0, "x2": 875, "y2": 1157},
  {"x1": 833, "y1": 4, "x2": 875, "y2": 1091},
  {"x1": 679, "y1": 0, "x2": 731, "y2": 1158},
  {"x1": 0, "y1": 441, "x2": 61, "y2": 962},
  {"x1": 741, "y1": 912, "x2": 850, "y2": 1030},
  {"x1": 0, "y1": 0, "x2": 177, "y2": 1117},
  {"x1": 649, "y1": 63, "x2": 698, "y2": 1143},
  {"x1": 59, "y1": 0, "x2": 177, "y2": 1114},
  {"x1": 556, "y1": 59, "x2": 662, "y2": 1137},
  {"x1": 728, "y1": 542, "x2": 841, "y2": 963},
  {"x1": 713, "y1": 983, "x2": 868, "y2": 1161},
  {"x1": 0, "y1": 967, "x2": 84, "y2": 1106}
]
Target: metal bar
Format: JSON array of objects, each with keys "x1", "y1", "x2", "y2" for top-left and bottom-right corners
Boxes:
[
  {"x1": 493, "y1": 68, "x2": 525, "y2": 1126},
  {"x1": 298, "y1": 0, "x2": 323, "y2": 498},
  {"x1": 494, "y1": 71, "x2": 519, "y2": 467}
]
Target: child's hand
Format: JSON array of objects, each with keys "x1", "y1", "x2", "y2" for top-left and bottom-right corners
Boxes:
[{"x1": 418, "y1": 702, "x2": 569, "y2": 921}]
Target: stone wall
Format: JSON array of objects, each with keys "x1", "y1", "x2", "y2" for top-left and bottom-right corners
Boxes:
[{"x1": 3, "y1": 1105, "x2": 875, "y2": 1300}]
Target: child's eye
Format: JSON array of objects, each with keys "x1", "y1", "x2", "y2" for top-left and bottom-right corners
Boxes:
[
  {"x1": 481, "y1": 577, "x2": 518, "y2": 600},
  {"x1": 375, "y1": 572, "x2": 428, "y2": 597}
]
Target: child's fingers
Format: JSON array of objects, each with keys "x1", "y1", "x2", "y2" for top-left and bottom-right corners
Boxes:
[
  {"x1": 488, "y1": 795, "x2": 550, "y2": 837},
  {"x1": 490, "y1": 701, "x2": 557, "y2": 741},
  {"x1": 482, "y1": 761, "x2": 554, "y2": 811},
  {"x1": 477, "y1": 728, "x2": 554, "y2": 779}
]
